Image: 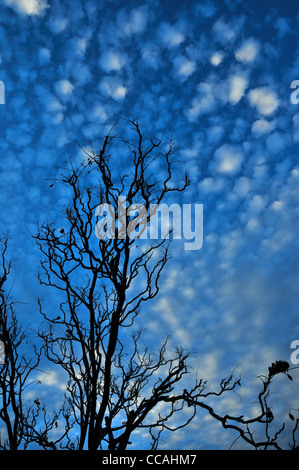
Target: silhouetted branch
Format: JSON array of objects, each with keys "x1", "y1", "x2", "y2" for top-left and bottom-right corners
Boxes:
[
  {"x1": 0, "y1": 236, "x2": 62, "y2": 450},
  {"x1": 182, "y1": 360, "x2": 298, "y2": 450}
]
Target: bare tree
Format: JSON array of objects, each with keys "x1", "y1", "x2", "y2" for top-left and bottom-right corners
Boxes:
[
  {"x1": 33, "y1": 119, "x2": 298, "y2": 451},
  {"x1": 34, "y1": 119, "x2": 196, "y2": 450},
  {"x1": 183, "y1": 359, "x2": 299, "y2": 450},
  {"x1": 0, "y1": 236, "x2": 71, "y2": 450}
]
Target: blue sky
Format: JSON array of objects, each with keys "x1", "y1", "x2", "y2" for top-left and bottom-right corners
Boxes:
[{"x1": 0, "y1": 0, "x2": 299, "y2": 450}]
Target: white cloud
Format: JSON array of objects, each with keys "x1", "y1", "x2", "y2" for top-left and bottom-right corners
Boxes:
[
  {"x1": 196, "y1": 1, "x2": 217, "y2": 18},
  {"x1": 252, "y1": 119, "x2": 276, "y2": 135},
  {"x1": 271, "y1": 200, "x2": 284, "y2": 211},
  {"x1": 210, "y1": 51, "x2": 223, "y2": 66},
  {"x1": 207, "y1": 125, "x2": 224, "y2": 144},
  {"x1": 71, "y1": 62, "x2": 91, "y2": 86},
  {"x1": 228, "y1": 74, "x2": 248, "y2": 104},
  {"x1": 235, "y1": 38, "x2": 259, "y2": 63},
  {"x1": 187, "y1": 82, "x2": 216, "y2": 121},
  {"x1": 117, "y1": 6, "x2": 148, "y2": 36},
  {"x1": 213, "y1": 19, "x2": 238, "y2": 44},
  {"x1": 199, "y1": 177, "x2": 226, "y2": 193},
  {"x1": 48, "y1": 17, "x2": 69, "y2": 34},
  {"x1": 113, "y1": 86, "x2": 126, "y2": 100},
  {"x1": 76, "y1": 37, "x2": 89, "y2": 55},
  {"x1": 248, "y1": 87, "x2": 279, "y2": 115},
  {"x1": 99, "y1": 49, "x2": 127, "y2": 73},
  {"x1": 40, "y1": 90, "x2": 64, "y2": 113},
  {"x1": 3, "y1": 0, "x2": 48, "y2": 15},
  {"x1": 233, "y1": 176, "x2": 252, "y2": 197},
  {"x1": 274, "y1": 17, "x2": 291, "y2": 38},
  {"x1": 153, "y1": 296, "x2": 192, "y2": 347},
  {"x1": 91, "y1": 104, "x2": 108, "y2": 123},
  {"x1": 140, "y1": 42, "x2": 161, "y2": 69},
  {"x1": 36, "y1": 370, "x2": 60, "y2": 386},
  {"x1": 38, "y1": 47, "x2": 51, "y2": 64},
  {"x1": 214, "y1": 144, "x2": 243, "y2": 175},
  {"x1": 158, "y1": 23, "x2": 185, "y2": 48},
  {"x1": 173, "y1": 55, "x2": 196, "y2": 79},
  {"x1": 248, "y1": 194, "x2": 267, "y2": 213},
  {"x1": 128, "y1": 7, "x2": 148, "y2": 33},
  {"x1": 99, "y1": 77, "x2": 127, "y2": 100},
  {"x1": 54, "y1": 79, "x2": 74, "y2": 97},
  {"x1": 181, "y1": 140, "x2": 202, "y2": 159}
]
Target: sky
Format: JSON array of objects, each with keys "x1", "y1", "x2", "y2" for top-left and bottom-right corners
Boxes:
[{"x1": 0, "y1": 0, "x2": 299, "y2": 450}]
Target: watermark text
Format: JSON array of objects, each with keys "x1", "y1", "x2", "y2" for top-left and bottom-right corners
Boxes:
[
  {"x1": 0, "y1": 81, "x2": 4, "y2": 105},
  {"x1": 95, "y1": 197, "x2": 203, "y2": 251},
  {"x1": 290, "y1": 80, "x2": 299, "y2": 104},
  {"x1": 290, "y1": 340, "x2": 299, "y2": 365}
]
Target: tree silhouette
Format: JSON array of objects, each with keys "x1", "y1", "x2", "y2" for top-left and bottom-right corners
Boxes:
[
  {"x1": 0, "y1": 119, "x2": 298, "y2": 450},
  {"x1": 32, "y1": 119, "x2": 298, "y2": 450},
  {"x1": 0, "y1": 236, "x2": 72, "y2": 450},
  {"x1": 183, "y1": 359, "x2": 299, "y2": 450},
  {"x1": 34, "y1": 119, "x2": 199, "y2": 450}
]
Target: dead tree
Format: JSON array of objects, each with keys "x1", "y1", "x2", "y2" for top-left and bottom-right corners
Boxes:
[
  {"x1": 0, "y1": 236, "x2": 71, "y2": 450},
  {"x1": 181, "y1": 359, "x2": 299, "y2": 450},
  {"x1": 34, "y1": 119, "x2": 298, "y2": 450},
  {"x1": 35, "y1": 119, "x2": 197, "y2": 450}
]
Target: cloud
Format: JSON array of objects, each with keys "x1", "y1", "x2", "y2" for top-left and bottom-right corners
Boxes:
[
  {"x1": 140, "y1": 42, "x2": 161, "y2": 69},
  {"x1": 91, "y1": 104, "x2": 108, "y2": 123},
  {"x1": 54, "y1": 79, "x2": 74, "y2": 97},
  {"x1": 48, "y1": 17, "x2": 69, "y2": 34},
  {"x1": 206, "y1": 125, "x2": 224, "y2": 144},
  {"x1": 248, "y1": 87, "x2": 279, "y2": 115},
  {"x1": 213, "y1": 144, "x2": 243, "y2": 175},
  {"x1": 247, "y1": 194, "x2": 267, "y2": 214},
  {"x1": 213, "y1": 18, "x2": 241, "y2": 44},
  {"x1": 233, "y1": 176, "x2": 252, "y2": 197},
  {"x1": 3, "y1": 0, "x2": 48, "y2": 15},
  {"x1": 117, "y1": 6, "x2": 148, "y2": 36},
  {"x1": 71, "y1": 62, "x2": 92, "y2": 86},
  {"x1": 158, "y1": 22, "x2": 185, "y2": 48},
  {"x1": 98, "y1": 76, "x2": 127, "y2": 100},
  {"x1": 36, "y1": 370, "x2": 60, "y2": 386},
  {"x1": 38, "y1": 47, "x2": 51, "y2": 63},
  {"x1": 75, "y1": 37, "x2": 89, "y2": 55},
  {"x1": 235, "y1": 38, "x2": 259, "y2": 63},
  {"x1": 99, "y1": 49, "x2": 127, "y2": 73},
  {"x1": 152, "y1": 296, "x2": 192, "y2": 347},
  {"x1": 173, "y1": 55, "x2": 196, "y2": 80},
  {"x1": 274, "y1": 17, "x2": 291, "y2": 38},
  {"x1": 198, "y1": 177, "x2": 226, "y2": 194},
  {"x1": 251, "y1": 119, "x2": 276, "y2": 135},
  {"x1": 0, "y1": 0, "x2": 298, "y2": 451},
  {"x1": 196, "y1": 1, "x2": 217, "y2": 18},
  {"x1": 210, "y1": 51, "x2": 224, "y2": 66},
  {"x1": 228, "y1": 74, "x2": 248, "y2": 104},
  {"x1": 187, "y1": 82, "x2": 216, "y2": 121}
]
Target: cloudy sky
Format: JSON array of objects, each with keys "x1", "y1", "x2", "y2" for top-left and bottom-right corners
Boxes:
[{"x1": 0, "y1": 0, "x2": 299, "y2": 450}]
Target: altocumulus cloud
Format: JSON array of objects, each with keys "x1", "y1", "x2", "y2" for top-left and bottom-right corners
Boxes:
[
  {"x1": 235, "y1": 38, "x2": 260, "y2": 63},
  {"x1": 54, "y1": 79, "x2": 74, "y2": 98},
  {"x1": 0, "y1": 0, "x2": 298, "y2": 451},
  {"x1": 228, "y1": 74, "x2": 248, "y2": 104},
  {"x1": 248, "y1": 87, "x2": 279, "y2": 116},
  {"x1": 3, "y1": 0, "x2": 49, "y2": 15},
  {"x1": 213, "y1": 144, "x2": 243, "y2": 175},
  {"x1": 99, "y1": 49, "x2": 127, "y2": 73}
]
